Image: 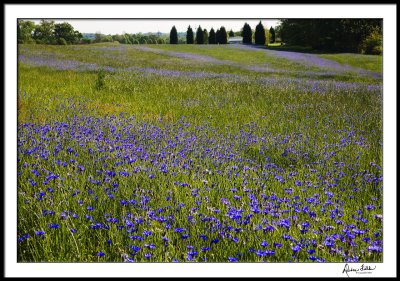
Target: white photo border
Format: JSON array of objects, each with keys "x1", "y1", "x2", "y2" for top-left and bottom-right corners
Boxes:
[{"x1": 5, "y1": 4, "x2": 397, "y2": 278}]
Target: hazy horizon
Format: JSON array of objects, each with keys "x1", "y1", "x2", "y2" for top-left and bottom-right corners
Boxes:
[{"x1": 27, "y1": 19, "x2": 281, "y2": 35}]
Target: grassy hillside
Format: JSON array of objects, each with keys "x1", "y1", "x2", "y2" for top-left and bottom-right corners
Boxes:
[{"x1": 17, "y1": 43, "x2": 383, "y2": 262}]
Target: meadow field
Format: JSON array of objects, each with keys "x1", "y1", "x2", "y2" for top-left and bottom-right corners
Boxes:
[{"x1": 17, "y1": 42, "x2": 383, "y2": 262}]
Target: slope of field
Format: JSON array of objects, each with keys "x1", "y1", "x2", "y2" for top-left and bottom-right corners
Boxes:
[{"x1": 17, "y1": 43, "x2": 383, "y2": 262}]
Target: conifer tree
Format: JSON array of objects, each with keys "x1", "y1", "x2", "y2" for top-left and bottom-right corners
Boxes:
[
  {"x1": 218, "y1": 26, "x2": 228, "y2": 44},
  {"x1": 209, "y1": 28, "x2": 216, "y2": 44},
  {"x1": 169, "y1": 26, "x2": 178, "y2": 44},
  {"x1": 186, "y1": 25, "x2": 194, "y2": 44},
  {"x1": 195, "y1": 26, "x2": 204, "y2": 44},
  {"x1": 215, "y1": 28, "x2": 221, "y2": 44},
  {"x1": 242, "y1": 22, "x2": 252, "y2": 44},
  {"x1": 255, "y1": 21, "x2": 266, "y2": 45},
  {"x1": 269, "y1": 26, "x2": 276, "y2": 43},
  {"x1": 203, "y1": 29, "x2": 208, "y2": 44}
]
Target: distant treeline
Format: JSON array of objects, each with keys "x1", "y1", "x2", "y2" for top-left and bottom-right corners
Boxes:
[
  {"x1": 278, "y1": 19, "x2": 382, "y2": 54},
  {"x1": 18, "y1": 19, "x2": 382, "y2": 54},
  {"x1": 92, "y1": 33, "x2": 167, "y2": 44},
  {"x1": 17, "y1": 20, "x2": 169, "y2": 45}
]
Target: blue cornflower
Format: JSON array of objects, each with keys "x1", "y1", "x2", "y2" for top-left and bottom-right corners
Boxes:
[
  {"x1": 174, "y1": 227, "x2": 187, "y2": 233},
  {"x1": 144, "y1": 243, "x2": 156, "y2": 249},
  {"x1": 70, "y1": 228, "x2": 77, "y2": 234},
  {"x1": 199, "y1": 234, "x2": 208, "y2": 241},
  {"x1": 97, "y1": 251, "x2": 105, "y2": 257},
  {"x1": 282, "y1": 234, "x2": 292, "y2": 240},
  {"x1": 119, "y1": 171, "x2": 129, "y2": 177},
  {"x1": 144, "y1": 253, "x2": 153, "y2": 259},
  {"x1": 260, "y1": 241, "x2": 269, "y2": 247},
  {"x1": 256, "y1": 250, "x2": 266, "y2": 257},
  {"x1": 228, "y1": 257, "x2": 238, "y2": 262},
  {"x1": 129, "y1": 245, "x2": 141, "y2": 253},
  {"x1": 335, "y1": 220, "x2": 344, "y2": 225},
  {"x1": 18, "y1": 233, "x2": 30, "y2": 242},
  {"x1": 180, "y1": 234, "x2": 190, "y2": 239},
  {"x1": 35, "y1": 231, "x2": 45, "y2": 235},
  {"x1": 324, "y1": 239, "x2": 335, "y2": 248},
  {"x1": 48, "y1": 223, "x2": 60, "y2": 229},
  {"x1": 307, "y1": 249, "x2": 315, "y2": 254},
  {"x1": 365, "y1": 204, "x2": 375, "y2": 211},
  {"x1": 344, "y1": 256, "x2": 359, "y2": 263},
  {"x1": 129, "y1": 236, "x2": 144, "y2": 241},
  {"x1": 301, "y1": 222, "x2": 310, "y2": 228},
  {"x1": 352, "y1": 229, "x2": 365, "y2": 235},
  {"x1": 292, "y1": 245, "x2": 301, "y2": 253},
  {"x1": 295, "y1": 180, "x2": 303, "y2": 186},
  {"x1": 201, "y1": 247, "x2": 211, "y2": 251},
  {"x1": 29, "y1": 178, "x2": 37, "y2": 186},
  {"x1": 367, "y1": 245, "x2": 382, "y2": 252},
  {"x1": 273, "y1": 242, "x2": 283, "y2": 248},
  {"x1": 143, "y1": 230, "x2": 152, "y2": 237},
  {"x1": 231, "y1": 237, "x2": 239, "y2": 243}
]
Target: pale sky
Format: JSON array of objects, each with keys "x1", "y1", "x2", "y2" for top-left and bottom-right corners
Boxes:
[{"x1": 29, "y1": 19, "x2": 280, "y2": 35}]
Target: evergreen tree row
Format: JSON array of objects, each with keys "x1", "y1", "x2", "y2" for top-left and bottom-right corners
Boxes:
[
  {"x1": 171, "y1": 25, "x2": 228, "y2": 44},
  {"x1": 242, "y1": 21, "x2": 275, "y2": 45}
]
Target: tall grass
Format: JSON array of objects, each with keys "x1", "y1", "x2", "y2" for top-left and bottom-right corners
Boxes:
[{"x1": 17, "y1": 43, "x2": 383, "y2": 262}]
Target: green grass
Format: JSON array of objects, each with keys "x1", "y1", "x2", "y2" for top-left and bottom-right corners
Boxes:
[
  {"x1": 318, "y1": 53, "x2": 383, "y2": 73},
  {"x1": 17, "y1": 43, "x2": 383, "y2": 263}
]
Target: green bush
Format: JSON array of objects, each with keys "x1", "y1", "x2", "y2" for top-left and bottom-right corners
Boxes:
[
  {"x1": 57, "y1": 37, "x2": 68, "y2": 45},
  {"x1": 80, "y1": 38, "x2": 92, "y2": 44},
  {"x1": 95, "y1": 69, "x2": 106, "y2": 91},
  {"x1": 361, "y1": 28, "x2": 383, "y2": 55}
]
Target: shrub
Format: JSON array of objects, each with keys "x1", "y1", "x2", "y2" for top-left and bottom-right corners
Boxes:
[
  {"x1": 360, "y1": 28, "x2": 383, "y2": 55},
  {"x1": 95, "y1": 69, "x2": 106, "y2": 91},
  {"x1": 57, "y1": 37, "x2": 68, "y2": 45}
]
